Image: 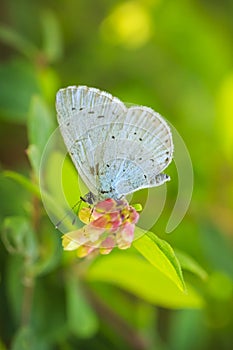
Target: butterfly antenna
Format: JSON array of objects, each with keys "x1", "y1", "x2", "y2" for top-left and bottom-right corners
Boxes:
[{"x1": 55, "y1": 199, "x2": 82, "y2": 229}]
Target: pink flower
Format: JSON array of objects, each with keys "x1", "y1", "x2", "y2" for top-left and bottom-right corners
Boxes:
[{"x1": 62, "y1": 198, "x2": 140, "y2": 257}]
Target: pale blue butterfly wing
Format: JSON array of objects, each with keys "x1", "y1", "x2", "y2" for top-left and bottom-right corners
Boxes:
[{"x1": 56, "y1": 86, "x2": 173, "y2": 200}]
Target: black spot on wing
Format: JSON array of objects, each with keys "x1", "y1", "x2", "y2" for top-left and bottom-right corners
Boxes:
[{"x1": 95, "y1": 163, "x2": 99, "y2": 175}]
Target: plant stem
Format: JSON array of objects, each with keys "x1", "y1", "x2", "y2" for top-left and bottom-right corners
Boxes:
[{"x1": 84, "y1": 285, "x2": 149, "y2": 350}]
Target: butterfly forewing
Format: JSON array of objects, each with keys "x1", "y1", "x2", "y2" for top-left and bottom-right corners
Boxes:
[{"x1": 56, "y1": 86, "x2": 126, "y2": 194}]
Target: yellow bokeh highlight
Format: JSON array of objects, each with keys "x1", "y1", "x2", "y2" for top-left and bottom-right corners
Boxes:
[
  {"x1": 216, "y1": 73, "x2": 233, "y2": 162},
  {"x1": 101, "y1": 1, "x2": 153, "y2": 49}
]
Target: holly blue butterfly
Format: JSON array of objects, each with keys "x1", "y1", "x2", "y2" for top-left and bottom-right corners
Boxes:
[{"x1": 56, "y1": 85, "x2": 173, "y2": 204}]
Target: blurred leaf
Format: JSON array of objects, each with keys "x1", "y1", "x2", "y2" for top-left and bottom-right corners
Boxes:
[
  {"x1": 87, "y1": 253, "x2": 203, "y2": 309},
  {"x1": 201, "y1": 224, "x2": 233, "y2": 276},
  {"x1": 2, "y1": 171, "x2": 65, "y2": 228},
  {"x1": 3, "y1": 171, "x2": 40, "y2": 197},
  {"x1": 216, "y1": 72, "x2": 233, "y2": 161},
  {"x1": 40, "y1": 9, "x2": 63, "y2": 63},
  {"x1": 66, "y1": 275, "x2": 98, "y2": 338},
  {"x1": 0, "y1": 25, "x2": 39, "y2": 59},
  {"x1": 32, "y1": 227, "x2": 62, "y2": 277},
  {"x1": 155, "y1": 1, "x2": 231, "y2": 85},
  {"x1": 90, "y1": 282, "x2": 155, "y2": 330},
  {"x1": 0, "y1": 60, "x2": 40, "y2": 123},
  {"x1": 207, "y1": 271, "x2": 233, "y2": 301},
  {"x1": 0, "y1": 173, "x2": 30, "y2": 221},
  {"x1": 32, "y1": 279, "x2": 68, "y2": 343},
  {"x1": 174, "y1": 249, "x2": 208, "y2": 280},
  {"x1": 27, "y1": 96, "x2": 55, "y2": 175},
  {"x1": 6, "y1": 256, "x2": 24, "y2": 324},
  {"x1": 26, "y1": 145, "x2": 41, "y2": 176},
  {"x1": 11, "y1": 326, "x2": 49, "y2": 350},
  {"x1": 36, "y1": 67, "x2": 60, "y2": 105},
  {"x1": 2, "y1": 216, "x2": 38, "y2": 259},
  {"x1": 45, "y1": 151, "x2": 80, "y2": 208},
  {"x1": 133, "y1": 230, "x2": 186, "y2": 292},
  {"x1": 62, "y1": 155, "x2": 82, "y2": 207},
  {"x1": 168, "y1": 310, "x2": 207, "y2": 350}
]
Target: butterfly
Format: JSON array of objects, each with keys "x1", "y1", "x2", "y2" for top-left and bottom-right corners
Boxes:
[
  {"x1": 56, "y1": 86, "x2": 173, "y2": 256},
  {"x1": 56, "y1": 85, "x2": 173, "y2": 204}
]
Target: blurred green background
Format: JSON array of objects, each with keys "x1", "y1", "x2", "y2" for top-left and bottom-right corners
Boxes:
[{"x1": 0, "y1": 0, "x2": 233, "y2": 349}]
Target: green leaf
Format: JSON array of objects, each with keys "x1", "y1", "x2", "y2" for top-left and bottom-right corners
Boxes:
[
  {"x1": 32, "y1": 279, "x2": 68, "y2": 343},
  {"x1": 40, "y1": 10, "x2": 63, "y2": 63},
  {"x1": 3, "y1": 171, "x2": 40, "y2": 197},
  {"x1": 133, "y1": 229, "x2": 186, "y2": 292},
  {"x1": 6, "y1": 255, "x2": 25, "y2": 323},
  {"x1": 90, "y1": 282, "x2": 155, "y2": 330},
  {"x1": 11, "y1": 327, "x2": 49, "y2": 350},
  {"x1": 200, "y1": 223, "x2": 233, "y2": 276},
  {"x1": 66, "y1": 275, "x2": 98, "y2": 338},
  {"x1": 0, "y1": 173, "x2": 30, "y2": 220},
  {"x1": 0, "y1": 60, "x2": 40, "y2": 123},
  {"x1": 26, "y1": 145, "x2": 41, "y2": 176},
  {"x1": 45, "y1": 151, "x2": 81, "y2": 208},
  {"x1": 36, "y1": 67, "x2": 60, "y2": 105},
  {"x1": 3, "y1": 171, "x2": 70, "y2": 231},
  {"x1": 86, "y1": 253, "x2": 203, "y2": 309},
  {"x1": 27, "y1": 96, "x2": 55, "y2": 175},
  {"x1": 62, "y1": 155, "x2": 83, "y2": 207},
  {"x1": 174, "y1": 249, "x2": 208, "y2": 280},
  {"x1": 207, "y1": 271, "x2": 233, "y2": 301},
  {"x1": 11, "y1": 327, "x2": 35, "y2": 350},
  {"x1": 0, "y1": 25, "x2": 39, "y2": 59},
  {"x1": 29, "y1": 227, "x2": 63, "y2": 277},
  {"x1": 168, "y1": 310, "x2": 207, "y2": 350},
  {"x1": 2, "y1": 216, "x2": 38, "y2": 259}
]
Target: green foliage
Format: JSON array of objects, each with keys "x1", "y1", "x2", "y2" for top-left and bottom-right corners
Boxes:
[
  {"x1": 86, "y1": 252, "x2": 202, "y2": 309},
  {"x1": 27, "y1": 95, "x2": 55, "y2": 175},
  {"x1": 65, "y1": 275, "x2": 98, "y2": 338},
  {"x1": 174, "y1": 248, "x2": 208, "y2": 281},
  {"x1": 0, "y1": 61, "x2": 40, "y2": 123},
  {"x1": 11, "y1": 327, "x2": 49, "y2": 350},
  {"x1": 3, "y1": 171, "x2": 41, "y2": 198},
  {"x1": 2, "y1": 216, "x2": 38, "y2": 258},
  {"x1": 133, "y1": 229, "x2": 186, "y2": 292},
  {"x1": 0, "y1": 0, "x2": 233, "y2": 349}
]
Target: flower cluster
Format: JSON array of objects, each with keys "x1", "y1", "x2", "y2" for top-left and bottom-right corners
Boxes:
[{"x1": 62, "y1": 198, "x2": 139, "y2": 257}]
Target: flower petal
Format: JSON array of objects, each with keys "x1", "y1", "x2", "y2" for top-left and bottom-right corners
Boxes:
[
  {"x1": 62, "y1": 198, "x2": 141, "y2": 257},
  {"x1": 79, "y1": 207, "x2": 94, "y2": 224},
  {"x1": 76, "y1": 245, "x2": 96, "y2": 257}
]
